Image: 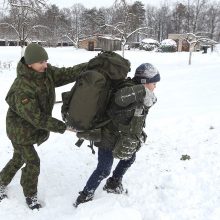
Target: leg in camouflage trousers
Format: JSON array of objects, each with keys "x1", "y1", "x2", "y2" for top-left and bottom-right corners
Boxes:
[
  {"x1": 0, "y1": 144, "x2": 24, "y2": 186},
  {"x1": 0, "y1": 142, "x2": 40, "y2": 197}
]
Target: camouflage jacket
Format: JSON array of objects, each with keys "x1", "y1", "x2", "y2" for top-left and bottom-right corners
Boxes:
[{"x1": 6, "y1": 57, "x2": 87, "y2": 146}]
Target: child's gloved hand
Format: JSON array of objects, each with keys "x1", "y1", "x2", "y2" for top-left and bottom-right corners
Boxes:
[{"x1": 144, "y1": 88, "x2": 157, "y2": 107}]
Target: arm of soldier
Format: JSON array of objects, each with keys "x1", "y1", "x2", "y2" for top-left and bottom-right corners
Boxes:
[
  {"x1": 114, "y1": 84, "x2": 146, "y2": 107},
  {"x1": 13, "y1": 92, "x2": 66, "y2": 133},
  {"x1": 48, "y1": 63, "x2": 88, "y2": 87}
]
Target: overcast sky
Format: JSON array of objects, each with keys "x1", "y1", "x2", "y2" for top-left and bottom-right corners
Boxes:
[
  {"x1": 0, "y1": 0, "x2": 216, "y2": 10},
  {"x1": 0, "y1": 0, "x2": 165, "y2": 11},
  {"x1": 47, "y1": 0, "x2": 176, "y2": 9}
]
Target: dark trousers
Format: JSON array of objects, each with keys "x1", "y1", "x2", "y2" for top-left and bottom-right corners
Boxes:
[
  {"x1": 83, "y1": 148, "x2": 136, "y2": 194},
  {"x1": 0, "y1": 142, "x2": 40, "y2": 197}
]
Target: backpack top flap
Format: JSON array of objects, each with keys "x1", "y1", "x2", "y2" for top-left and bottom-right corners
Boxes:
[{"x1": 87, "y1": 51, "x2": 130, "y2": 80}]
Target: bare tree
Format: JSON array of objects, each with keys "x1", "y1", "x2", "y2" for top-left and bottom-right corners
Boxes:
[
  {"x1": 172, "y1": 3, "x2": 188, "y2": 34},
  {"x1": 80, "y1": 7, "x2": 106, "y2": 37},
  {"x1": 63, "y1": 4, "x2": 85, "y2": 48},
  {"x1": 188, "y1": 0, "x2": 208, "y2": 33},
  {"x1": 181, "y1": 33, "x2": 217, "y2": 65},
  {"x1": 39, "y1": 4, "x2": 62, "y2": 46},
  {"x1": 103, "y1": 0, "x2": 150, "y2": 57},
  {"x1": 104, "y1": 23, "x2": 150, "y2": 57},
  {"x1": 60, "y1": 5, "x2": 83, "y2": 48},
  {"x1": 0, "y1": 0, "x2": 219, "y2": 51},
  {"x1": 145, "y1": 4, "x2": 158, "y2": 39},
  {"x1": 184, "y1": 33, "x2": 198, "y2": 65},
  {"x1": 0, "y1": 0, "x2": 48, "y2": 55},
  {"x1": 204, "y1": 3, "x2": 220, "y2": 40}
]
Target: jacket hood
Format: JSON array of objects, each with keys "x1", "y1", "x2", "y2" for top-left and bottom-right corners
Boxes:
[{"x1": 17, "y1": 57, "x2": 46, "y2": 80}]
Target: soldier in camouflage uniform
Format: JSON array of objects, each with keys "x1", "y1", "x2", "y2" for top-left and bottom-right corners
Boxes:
[
  {"x1": 0, "y1": 43, "x2": 87, "y2": 210},
  {"x1": 74, "y1": 63, "x2": 161, "y2": 207}
]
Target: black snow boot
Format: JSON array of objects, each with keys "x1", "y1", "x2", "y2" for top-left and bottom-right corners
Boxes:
[
  {"x1": 73, "y1": 191, "x2": 94, "y2": 207},
  {"x1": 103, "y1": 177, "x2": 127, "y2": 194},
  {"x1": 0, "y1": 183, "x2": 7, "y2": 202},
  {"x1": 26, "y1": 194, "x2": 42, "y2": 210}
]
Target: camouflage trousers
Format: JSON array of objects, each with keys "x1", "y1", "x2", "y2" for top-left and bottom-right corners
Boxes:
[{"x1": 0, "y1": 142, "x2": 40, "y2": 197}]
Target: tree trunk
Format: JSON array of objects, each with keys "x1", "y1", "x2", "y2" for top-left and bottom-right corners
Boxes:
[
  {"x1": 122, "y1": 44, "x2": 125, "y2": 57},
  {"x1": 21, "y1": 45, "x2": 25, "y2": 58},
  {"x1": 188, "y1": 50, "x2": 192, "y2": 65}
]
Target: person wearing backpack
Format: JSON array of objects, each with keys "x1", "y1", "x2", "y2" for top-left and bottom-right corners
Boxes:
[
  {"x1": 0, "y1": 43, "x2": 87, "y2": 210},
  {"x1": 73, "y1": 63, "x2": 161, "y2": 207}
]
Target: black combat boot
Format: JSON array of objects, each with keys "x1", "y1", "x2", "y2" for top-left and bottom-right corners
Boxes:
[
  {"x1": 26, "y1": 194, "x2": 42, "y2": 210},
  {"x1": 73, "y1": 191, "x2": 94, "y2": 207},
  {"x1": 103, "y1": 177, "x2": 127, "y2": 194},
  {"x1": 0, "y1": 183, "x2": 7, "y2": 202}
]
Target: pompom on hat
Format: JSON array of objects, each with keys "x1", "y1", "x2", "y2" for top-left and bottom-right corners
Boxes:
[
  {"x1": 133, "y1": 63, "x2": 160, "y2": 84},
  {"x1": 24, "y1": 43, "x2": 48, "y2": 65}
]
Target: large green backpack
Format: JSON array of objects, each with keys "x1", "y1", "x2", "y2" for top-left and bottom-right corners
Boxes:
[{"x1": 61, "y1": 51, "x2": 130, "y2": 132}]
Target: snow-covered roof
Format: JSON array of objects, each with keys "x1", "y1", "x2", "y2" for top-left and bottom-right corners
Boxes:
[
  {"x1": 99, "y1": 35, "x2": 121, "y2": 41},
  {"x1": 80, "y1": 35, "x2": 121, "y2": 41},
  {"x1": 0, "y1": 39, "x2": 18, "y2": 41}
]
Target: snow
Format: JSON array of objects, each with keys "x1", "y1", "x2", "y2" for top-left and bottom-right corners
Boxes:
[
  {"x1": 141, "y1": 38, "x2": 159, "y2": 44},
  {"x1": 0, "y1": 46, "x2": 220, "y2": 220},
  {"x1": 160, "y1": 39, "x2": 177, "y2": 47}
]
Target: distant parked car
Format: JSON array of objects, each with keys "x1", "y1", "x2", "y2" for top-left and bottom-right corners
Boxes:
[{"x1": 124, "y1": 44, "x2": 130, "y2": 50}]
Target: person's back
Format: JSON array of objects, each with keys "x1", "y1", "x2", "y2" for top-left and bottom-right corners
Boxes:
[
  {"x1": 95, "y1": 78, "x2": 148, "y2": 154},
  {"x1": 74, "y1": 62, "x2": 161, "y2": 207}
]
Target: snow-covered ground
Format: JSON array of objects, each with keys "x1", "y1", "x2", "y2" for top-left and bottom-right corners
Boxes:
[{"x1": 0, "y1": 46, "x2": 220, "y2": 220}]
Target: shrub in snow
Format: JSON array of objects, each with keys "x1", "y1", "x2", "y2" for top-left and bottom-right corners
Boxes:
[
  {"x1": 124, "y1": 44, "x2": 130, "y2": 50},
  {"x1": 180, "y1": 154, "x2": 191, "y2": 160},
  {"x1": 140, "y1": 38, "x2": 159, "y2": 51},
  {"x1": 159, "y1": 39, "x2": 177, "y2": 52}
]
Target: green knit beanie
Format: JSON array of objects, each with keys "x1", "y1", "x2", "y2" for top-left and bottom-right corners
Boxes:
[{"x1": 24, "y1": 43, "x2": 48, "y2": 64}]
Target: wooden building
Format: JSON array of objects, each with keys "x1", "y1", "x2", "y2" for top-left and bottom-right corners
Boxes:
[
  {"x1": 168, "y1": 34, "x2": 190, "y2": 52},
  {"x1": 168, "y1": 33, "x2": 218, "y2": 52},
  {"x1": 79, "y1": 35, "x2": 121, "y2": 51}
]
